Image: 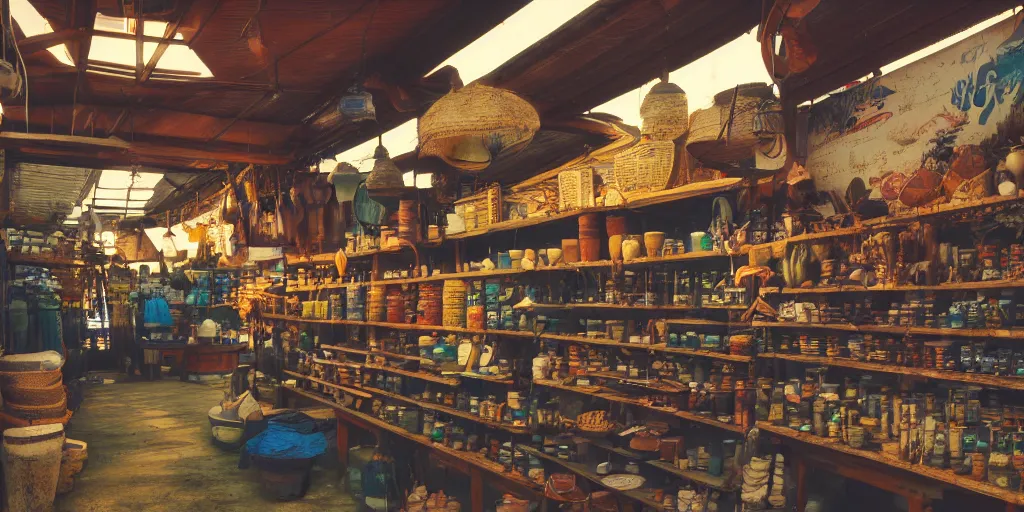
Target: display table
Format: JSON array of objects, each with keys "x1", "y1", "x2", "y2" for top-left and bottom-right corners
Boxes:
[{"x1": 141, "y1": 342, "x2": 247, "y2": 379}]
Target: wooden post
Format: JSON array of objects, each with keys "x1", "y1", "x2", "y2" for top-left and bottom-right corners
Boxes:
[
  {"x1": 1006, "y1": 503, "x2": 1020, "y2": 512},
  {"x1": 796, "y1": 455, "x2": 807, "y2": 512},
  {"x1": 906, "y1": 495, "x2": 930, "y2": 512},
  {"x1": 470, "y1": 467, "x2": 483, "y2": 512},
  {"x1": 336, "y1": 416, "x2": 349, "y2": 467}
]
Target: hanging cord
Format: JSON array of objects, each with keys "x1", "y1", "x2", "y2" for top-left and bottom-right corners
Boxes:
[
  {"x1": 357, "y1": 0, "x2": 381, "y2": 82},
  {"x1": 1, "y1": 4, "x2": 27, "y2": 131}
]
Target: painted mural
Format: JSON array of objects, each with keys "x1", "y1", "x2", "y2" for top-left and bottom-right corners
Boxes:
[{"x1": 806, "y1": 13, "x2": 1024, "y2": 208}]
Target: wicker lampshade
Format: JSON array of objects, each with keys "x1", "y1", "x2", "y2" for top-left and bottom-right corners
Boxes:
[
  {"x1": 640, "y1": 79, "x2": 689, "y2": 142},
  {"x1": 365, "y1": 144, "x2": 406, "y2": 193},
  {"x1": 418, "y1": 83, "x2": 540, "y2": 172}
]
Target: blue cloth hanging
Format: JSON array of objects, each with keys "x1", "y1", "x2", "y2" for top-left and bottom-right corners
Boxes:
[{"x1": 143, "y1": 297, "x2": 173, "y2": 327}]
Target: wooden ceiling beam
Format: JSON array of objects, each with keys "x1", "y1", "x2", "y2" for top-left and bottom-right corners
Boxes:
[
  {"x1": 16, "y1": 29, "x2": 81, "y2": 55},
  {"x1": 0, "y1": 132, "x2": 293, "y2": 166},
  {"x1": 139, "y1": 2, "x2": 193, "y2": 83}
]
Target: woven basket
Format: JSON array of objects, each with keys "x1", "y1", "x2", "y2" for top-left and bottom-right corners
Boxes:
[
  {"x1": 687, "y1": 83, "x2": 778, "y2": 166},
  {"x1": 4, "y1": 382, "x2": 65, "y2": 406},
  {"x1": 367, "y1": 285, "x2": 387, "y2": 322},
  {"x1": 612, "y1": 141, "x2": 676, "y2": 193},
  {"x1": 0, "y1": 409, "x2": 71, "y2": 430},
  {"x1": 6, "y1": 396, "x2": 67, "y2": 420},
  {"x1": 640, "y1": 80, "x2": 689, "y2": 142},
  {"x1": 0, "y1": 369, "x2": 62, "y2": 390},
  {"x1": 419, "y1": 84, "x2": 541, "y2": 172}
]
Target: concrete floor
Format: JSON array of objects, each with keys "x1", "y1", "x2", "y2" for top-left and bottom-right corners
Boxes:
[{"x1": 56, "y1": 377, "x2": 358, "y2": 512}]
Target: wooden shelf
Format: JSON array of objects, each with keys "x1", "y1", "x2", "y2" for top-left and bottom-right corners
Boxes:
[
  {"x1": 862, "y1": 194, "x2": 1024, "y2": 229},
  {"x1": 311, "y1": 358, "x2": 364, "y2": 371},
  {"x1": 532, "y1": 380, "x2": 745, "y2": 434},
  {"x1": 664, "y1": 318, "x2": 734, "y2": 327},
  {"x1": 321, "y1": 344, "x2": 371, "y2": 356},
  {"x1": 762, "y1": 279, "x2": 1024, "y2": 295},
  {"x1": 516, "y1": 445, "x2": 663, "y2": 508},
  {"x1": 282, "y1": 386, "x2": 542, "y2": 495},
  {"x1": 757, "y1": 422, "x2": 1024, "y2": 505},
  {"x1": 585, "y1": 438, "x2": 735, "y2": 491},
  {"x1": 368, "y1": 350, "x2": 426, "y2": 362},
  {"x1": 451, "y1": 372, "x2": 516, "y2": 385},
  {"x1": 752, "y1": 320, "x2": 1024, "y2": 339},
  {"x1": 649, "y1": 344, "x2": 754, "y2": 363},
  {"x1": 532, "y1": 303, "x2": 746, "y2": 312},
  {"x1": 264, "y1": 313, "x2": 535, "y2": 339},
  {"x1": 748, "y1": 196, "x2": 1024, "y2": 254},
  {"x1": 758, "y1": 353, "x2": 1024, "y2": 390},
  {"x1": 539, "y1": 334, "x2": 752, "y2": 363},
  {"x1": 363, "y1": 363, "x2": 461, "y2": 386},
  {"x1": 367, "y1": 386, "x2": 529, "y2": 434},
  {"x1": 448, "y1": 178, "x2": 744, "y2": 241},
  {"x1": 286, "y1": 246, "x2": 403, "y2": 266},
  {"x1": 9, "y1": 255, "x2": 87, "y2": 268},
  {"x1": 282, "y1": 370, "x2": 372, "y2": 398}
]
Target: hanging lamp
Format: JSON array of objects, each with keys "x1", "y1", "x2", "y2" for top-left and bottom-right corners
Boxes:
[
  {"x1": 328, "y1": 161, "x2": 364, "y2": 204},
  {"x1": 161, "y1": 212, "x2": 178, "y2": 260},
  {"x1": 365, "y1": 138, "x2": 408, "y2": 200}
]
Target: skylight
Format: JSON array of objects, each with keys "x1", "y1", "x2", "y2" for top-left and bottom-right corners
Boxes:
[
  {"x1": 88, "y1": 14, "x2": 211, "y2": 78},
  {"x1": 8, "y1": 2, "x2": 212, "y2": 78},
  {"x1": 10, "y1": 0, "x2": 74, "y2": 66},
  {"x1": 331, "y1": 0, "x2": 600, "y2": 172},
  {"x1": 80, "y1": 170, "x2": 164, "y2": 218}
]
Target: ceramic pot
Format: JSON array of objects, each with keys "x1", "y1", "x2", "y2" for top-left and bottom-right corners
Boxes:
[
  {"x1": 562, "y1": 239, "x2": 581, "y2": 263},
  {"x1": 547, "y1": 248, "x2": 563, "y2": 266},
  {"x1": 608, "y1": 235, "x2": 623, "y2": 261},
  {"x1": 605, "y1": 215, "x2": 627, "y2": 236},
  {"x1": 579, "y1": 238, "x2": 600, "y2": 262},
  {"x1": 621, "y1": 236, "x2": 642, "y2": 262},
  {"x1": 1007, "y1": 146, "x2": 1024, "y2": 184},
  {"x1": 644, "y1": 231, "x2": 666, "y2": 258}
]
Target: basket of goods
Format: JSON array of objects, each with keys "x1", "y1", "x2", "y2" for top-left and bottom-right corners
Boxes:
[
  {"x1": 441, "y1": 280, "x2": 467, "y2": 328},
  {"x1": 419, "y1": 84, "x2": 541, "y2": 172},
  {"x1": 640, "y1": 78, "x2": 689, "y2": 142},
  {"x1": 612, "y1": 140, "x2": 676, "y2": 193},
  {"x1": 572, "y1": 410, "x2": 617, "y2": 436},
  {"x1": 687, "y1": 83, "x2": 783, "y2": 169}
]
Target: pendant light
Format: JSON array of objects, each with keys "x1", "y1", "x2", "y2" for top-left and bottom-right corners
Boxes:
[
  {"x1": 161, "y1": 212, "x2": 178, "y2": 260},
  {"x1": 365, "y1": 137, "x2": 407, "y2": 200}
]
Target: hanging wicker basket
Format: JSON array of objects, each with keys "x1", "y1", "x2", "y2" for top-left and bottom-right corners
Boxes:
[
  {"x1": 612, "y1": 141, "x2": 676, "y2": 194},
  {"x1": 686, "y1": 83, "x2": 780, "y2": 167},
  {"x1": 640, "y1": 80, "x2": 689, "y2": 142},
  {"x1": 419, "y1": 84, "x2": 541, "y2": 172}
]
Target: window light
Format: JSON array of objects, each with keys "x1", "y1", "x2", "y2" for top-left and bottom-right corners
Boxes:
[
  {"x1": 10, "y1": 0, "x2": 74, "y2": 66},
  {"x1": 331, "y1": 0, "x2": 599, "y2": 171}
]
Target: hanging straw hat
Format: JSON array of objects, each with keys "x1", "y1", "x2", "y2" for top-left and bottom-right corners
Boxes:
[
  {"x1": 640, "y1": 78, "x2": 688, "y2": 142},
  {"x1": 418, "y1": 83, "x2": 540, "y2": 172}
]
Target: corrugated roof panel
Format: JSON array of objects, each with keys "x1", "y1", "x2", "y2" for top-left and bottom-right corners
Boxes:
[{"x1": 10, "y1": 164, "x2": 98, "y2": 226}]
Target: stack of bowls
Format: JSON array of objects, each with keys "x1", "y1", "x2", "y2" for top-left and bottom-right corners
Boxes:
[
  {"x1": 417, "y1": 284, "x2": 442, "y2": 326},
  {"x1": 442, "y1": 280, "x2": 467, "y2": 328},
  {"x1": 0, "y1": 352, "x2": 67, "y2": 427}
]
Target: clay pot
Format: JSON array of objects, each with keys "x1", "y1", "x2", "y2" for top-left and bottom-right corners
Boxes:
[
  {"x1": 561, "y1": 239, "x2": 581, "y2": 263},
  {"x1": 621, "y1": 236, "x2": 642, "y2": 262},
  {"x1": 643, "y1": 231, "x2": 666, "y2": 258},
  {"x1": 579, "y1": 238, "x2": 601, "y2": 262},
  {"x1": 548, "y1": 248, "x2": 563, "y2": 266},
  {"x1": 608, "y1": 235, "x2": 623, "y2": 261},
  {"x1": 605, "y1": 215, "x2": 627, "y2": 236},
  {"x1": 1007, "y1": 146, "x2": 1024, "y2": 184}
]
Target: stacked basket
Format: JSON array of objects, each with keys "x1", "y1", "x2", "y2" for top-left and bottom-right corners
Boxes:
[
  {"x1": 442, "y1": 280, "x2": 467, "y2": 328},
  {"x1": 367, "y1": 285, "x2": 387, "y2": 322},
  {"x1": 418, "y1": 283, "x2": 443, "y2": 326},
  {"x1": 0, "y1": 351, "x2": 68, "y2": 428}
]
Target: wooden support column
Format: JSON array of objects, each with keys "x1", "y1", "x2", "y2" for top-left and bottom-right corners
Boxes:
[
  {"x1": 795, "y1": 455, "x2": 807, "y2": 512},
  {"x1": 470, "y1": 467, "x2": 484, "y2": 512},
  {"x1": 336, "y1": 415, "x2": 349, "y2": 467},
  {"x1": 907, "y1": 495, "x2": 931, "y2": 512},
  {"x1": 1006, "y1": 503, "x2": 1020, "y2": 512}
]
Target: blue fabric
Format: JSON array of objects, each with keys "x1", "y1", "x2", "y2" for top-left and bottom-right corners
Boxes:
[
  {"x1": 244, "y1": 423, "x2": 327, "y2": 460},
  {"x1": 143, "y1": 297, "x2": 173, "y2": 326}
]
